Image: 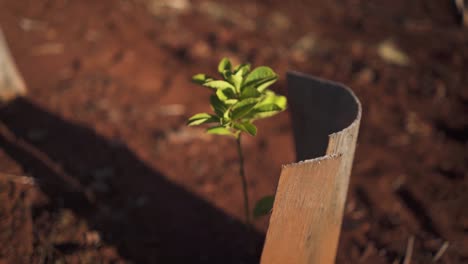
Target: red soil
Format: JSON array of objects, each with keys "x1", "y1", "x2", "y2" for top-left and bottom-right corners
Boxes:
[{"x1": 0, "y1": 0, "x2": 467, "y2": 263}]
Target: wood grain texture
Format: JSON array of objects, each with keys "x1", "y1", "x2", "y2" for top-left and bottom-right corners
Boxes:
[
  {"x1": 0, "y1": 28, "x2": 26, "y2": 102},
  {"x1": 261, "y1": 73, "x2": 361, "y2": 264},
  {"x1": 261, "y1": 156, "x2": 343, "y2": 264}
]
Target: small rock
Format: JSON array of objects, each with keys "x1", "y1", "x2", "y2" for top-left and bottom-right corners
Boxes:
[
  {"x1": 57, "y1": 209, "x2": 75, "y2": 227},
  {"x1": 198, "y1": 2, "x2": 255, "y2": 30},
  {"x1": 350, "y1": 41, "x2": 365, "y2": 58},
  {"x1": 377, "y1": 40, "x2": 409, "y2": 66},
  {"x1": 146, "y1": 0, "x2": 191, "y2": 16},
  {"x1": 269, "y1": 12, "x2": 290, "y2": 31},
  {"x1": 108, "y1": 109, "x2": 121, "y2": 123},
  {"x1": 405, "y1": 112, "x2": 432, "y2": 136},
  {"x1": 84, "y1": 231, "x2": 101, "y2": 246},
  {"x1": 158, "y1": 104, "x2": 186, "y2": 116},
  {"x1": 189, "y1": 40, "x2": 211, "y2": 60},
  {"x1": 355, "y1": 68, "x2": 376, "y2": 85},
  {"x1": 32, "y1": 43, "x2": 64, "y2": 55},
  {"x1": 167, "y1": 127, "x2": 212, "y2": 144},
  {"x1": 164, "y1": 0, "x2": 190, "y2": 11},
  {"x1": 290, "y1": 34, "x2": 317, "y2": 62},
  {"x1": 85, "y1": 29, "x2": 100, "y2": 42},
  {"x1": 19, "y1": 18, "x2": 45, "y2": 32}
]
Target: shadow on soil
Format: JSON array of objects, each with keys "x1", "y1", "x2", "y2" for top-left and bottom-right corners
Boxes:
[{"x1": 0, "y1": 98, "x2": 263, "y2": 263}]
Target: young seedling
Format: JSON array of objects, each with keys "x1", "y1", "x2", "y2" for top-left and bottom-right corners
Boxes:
[{"x1": 187, "y1": 58, "x2": 287, "y2": 225}]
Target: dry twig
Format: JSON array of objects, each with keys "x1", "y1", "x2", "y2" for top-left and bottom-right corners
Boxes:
[
  {"x1": 403, "y1": 236, "x2": 415, "y2": 264},
  {"x1": 432, "y1": 241, "x2": 449, "y2": 262}
]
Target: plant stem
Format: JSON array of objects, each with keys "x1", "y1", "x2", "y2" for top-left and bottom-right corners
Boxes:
[{"x1": 236, "y1": 133, "x2": 251, "y2": 225}]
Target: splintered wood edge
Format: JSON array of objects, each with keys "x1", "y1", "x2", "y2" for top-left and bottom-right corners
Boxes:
[
  {"x1": 261, "y1": 74, "x2": 362, "y2": 264},
  {"x1": 0, "y1": 28, "x2": 27, "y2": 102}
]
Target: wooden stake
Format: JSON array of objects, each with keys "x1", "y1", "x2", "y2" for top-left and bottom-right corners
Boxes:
[
  {"x1": 0, "y1": 28, "x2": 27, "y2": 102},
  {"x1": 261, "y1": 73, "x2": 361, "y2": 263}
]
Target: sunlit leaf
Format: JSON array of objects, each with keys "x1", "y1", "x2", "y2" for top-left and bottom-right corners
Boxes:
[
  {"x1": 234, "y1": 63, "x2": 251, "y2": 76},
  {"x1": 257, "y1": 93, "x2": 287, "y2": 110},
  {"x1": 234, "y1": 122, "x2": 257, "y2": 136},
  {"x1": 230, "y1": 69, "x2": 244, "y2": 91},
  {"x1": 187, "y1": 113, "x2": 218, "y2": 126},
  {"x1": 255, "y1": 77, "x2": 278, "y2": 92},
  {"x1": 216, "y1": 89, "x2": 238, "y2": 105},
  {"x1": 203, "y1": 80, "x2": 236, "y2": 90},
  {"x1": 249, "y1": 109, "x2": 281, "y2": 119},
  {"x1": 189, "y1": 58, "x2": 287, "y2": 139},
  {"x1": 244, "y1": 66, "x2": 278, "y2": 91},
  {"x1": 231, "y1": 98, "x2": 259, "y2": 119},
  {"x1": 210, "y1": 95, "x2": 227, "y2": 117},
  {"x1": 206, "y1": 126, "x2": 234, "y2": 136},
  {"x1": 246, "y1": 94, "x2": 287, "y2": 119},
  {"x1": 192, "y1": 73, "x2": 213, "y2": 85},
  {"x1": 218, "y1": 57, "x2": 232, "y2": 74},
  {"x1": 240, "y1": 86, "x2": 261, "y2": 99}
]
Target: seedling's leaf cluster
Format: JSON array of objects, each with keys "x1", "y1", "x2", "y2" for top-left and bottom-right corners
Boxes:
[
  {"x1": 188, "y1": 58, "x2": 285, "y2": 222},
  {"x1": 188, "y1": 58, "x2": 287, "y2": 137}
]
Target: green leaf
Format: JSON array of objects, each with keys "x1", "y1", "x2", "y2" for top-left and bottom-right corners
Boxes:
[
  {"x1": 248, "y1": 109, "x2": 281, "y2": 119},
  {"x1": 228, "y1": 63, "x2": 251, "y2": 91},
  {"x1": 257, "y1": 93, "x2": 287, "y2": 110},
  {"x1": 203, "y1": 80, "x2": 236, "y2": 91},
  {"x1": 234, "y1": 122, "x2": 257, "y2": 136},
  {"x1": 240, "y1": 86, "x2": 261, "y2": 99},
  {"x1": 192, "y1": 73, "x2": 213, "y2": 85},
  {"x1": 210, "y1": 95, "x2": 228, "y2": 117},
  {"x1": 245, "y1": 93, "x2": 287, "y2": 120},
  {"x1": 234, "y1": 63, "x2": 251, "y2": 76},
  {"x1": 206, "y1": 126, "x2": 234, "y2": 136},
  {"x1": 218, "y1": 58, "x2": 232, "y2": 75},
  {"x1": 216, "y1": 88, "x2": 238, "y2": 104},
  {"x1": 253, "y1": 195, "x2": 275, "y2": 218},
  {"x1": 187, "y1": 113, "x2": 218, "y2": 126},
  {"x1": 231, "y1": 98, "x2": 259, "y2": 119},
  {"x1": 255, "y1": 77, "x2": 278, "y2": 92},
  {"x1": 244, "y1": 66, "x2": 278, "y2": 91},
  {"x1": 254, "y1": 103, "x2": 282, "y2": 112},
  {"x1": 230, "y1": 70, "x2": 244, "y2": 91},
  {"x1": 189, "y1": 60, "x2": 286, "y2": 140}
]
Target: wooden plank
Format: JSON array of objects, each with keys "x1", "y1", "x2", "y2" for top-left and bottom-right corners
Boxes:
[
  {"x1": 261, "y1": 155, "x2": 343, "y2": 264},
  {"x1": 261, "y1": 72, "x2": 361, "y2": 263},
  {"x1": 0, "y1": 28, "x2": 26, "y2": 102}
]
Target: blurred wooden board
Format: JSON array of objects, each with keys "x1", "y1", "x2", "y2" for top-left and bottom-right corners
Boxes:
[{"x1": 0, "y1": 28, "x2": 26, "y2": 102}]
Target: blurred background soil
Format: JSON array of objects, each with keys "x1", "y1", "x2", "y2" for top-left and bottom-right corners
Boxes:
[{"x1": 0, "y1": 0, "x2": 467, "y2": 263}]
